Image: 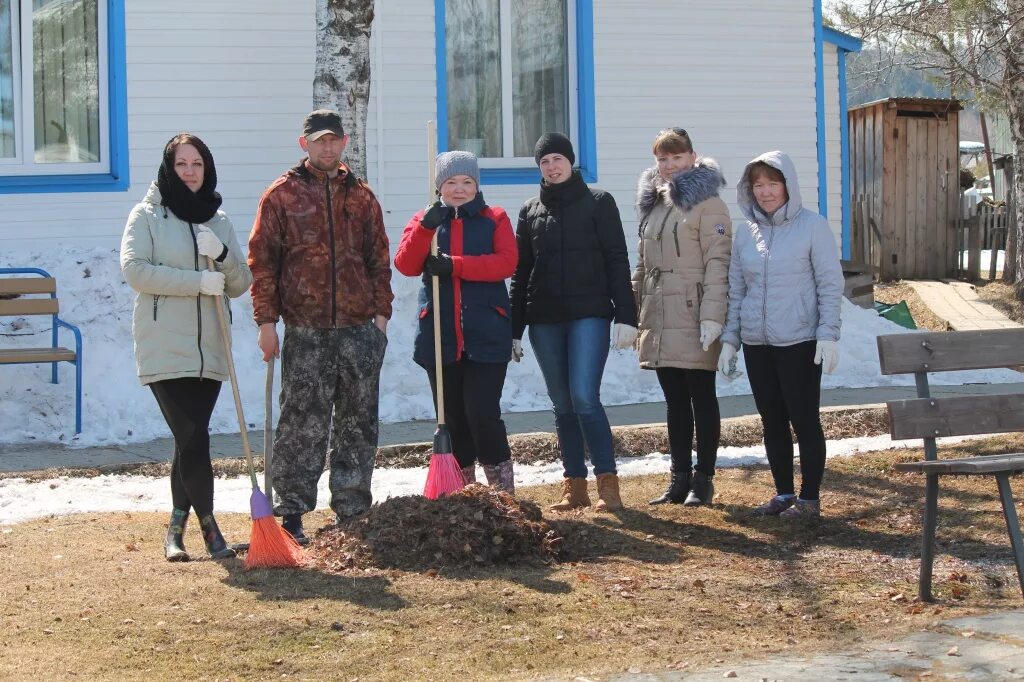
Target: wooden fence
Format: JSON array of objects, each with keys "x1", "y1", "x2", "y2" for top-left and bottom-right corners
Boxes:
[{"x1": 957, "y1": 199, "x2": 1010, "y2": 281}]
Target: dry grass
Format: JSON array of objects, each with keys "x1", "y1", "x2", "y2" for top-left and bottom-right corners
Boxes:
[
  {"x1": 974, "y1": 280, "x2": 1024, "y2": 325},
  {"x1": 3, "y1": 438, "x2": 1024, "y2": 681},
  {"x1": 873, "y1": 281, "x2": 950, "y2": 331}
]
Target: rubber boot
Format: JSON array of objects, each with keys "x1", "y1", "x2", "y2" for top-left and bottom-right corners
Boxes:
[
  {"x1": 684, "y1": 470, "x2": 715, "y2": 506},
  {"x1": 282, "y1": 513, "x2": 310, "y2": 546},
  {"x1": 594, "y1": 473, "x2": 623, "y2": 512},
  {"x1": 198, "y1": 514, "x2": 236, "y2": 560},
  {"x1": 549, "y1": 478, "x2": 590, "y2": 511},
  {"x1": 461, "y1": 465, "x2": 478, "y2": 485},
  {"x1": 648, "y1": 465, "x2": 691, "y2": 505},
  {"x1": 483, "y1": 460, "x2": 515, "y2": 495},
  {"x1": 164, "y1": 508, "x2": 190, "y2": 562}
]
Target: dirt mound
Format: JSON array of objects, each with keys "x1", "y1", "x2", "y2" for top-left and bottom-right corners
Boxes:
[{"x1": 306, "y1": 484, "x2": 562, "y2": 572}]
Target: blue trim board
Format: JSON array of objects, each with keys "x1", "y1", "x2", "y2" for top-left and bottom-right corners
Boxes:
[
  {"x1": 574, "y1": 0, "x2": 597, "y2": 183},
  {"x1": 838, "y1": 50, "x2": 852, "y2": 259},
  {"x1": 823, "y1": 26, "x2": 864, "y2": 52},
  {"x1": 434, "y1": 0, "x2": 597, "y2": 185},
  {"x1": 814, "y1": 0, "x2": 828, "y2": 219},
  {"x1": 434, "y1": 0, "x2": 448, "y2": 154},
  {"x1": 822, "y1": 25, "x2": 862, "y2": 260},
  {"x1": 0, "y1": 0, "x2": 129, "y2": 194}
]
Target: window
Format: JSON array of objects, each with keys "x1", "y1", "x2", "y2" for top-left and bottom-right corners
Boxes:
[
  {"x1": 436, "y1": 0, "x2": 596, "y2": 184},
  {"x1": 0, "y1": 0, "x2": 128, "y2": 194}
]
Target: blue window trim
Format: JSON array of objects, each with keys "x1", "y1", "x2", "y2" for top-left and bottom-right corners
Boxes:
[
  {"x1": 822, "y1": 26, "x2": 863, "y2": 260},
  {"x1": 434, "y1": 0, "x2": 597, "y2": 185},
  {"x1": 0, "y1": 0, "x2": 129, "y2": 195},
  {"x1": 813, "y1": 0, "x2": 827, "y2": 220}
]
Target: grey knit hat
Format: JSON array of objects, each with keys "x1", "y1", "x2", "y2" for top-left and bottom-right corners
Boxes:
[{"x1": 434, "y1": 151, "x2": 480, "y2": 190}]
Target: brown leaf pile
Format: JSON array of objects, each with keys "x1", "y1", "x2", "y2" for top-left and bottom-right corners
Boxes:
[{"x1": 306, "y1": 483, "x2": 562, "y2": 572}]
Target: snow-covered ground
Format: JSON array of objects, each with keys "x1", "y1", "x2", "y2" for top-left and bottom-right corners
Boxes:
[
  {"x1": 1, "y1": 246, "x2": 1021, "y2": 447},
  {"x1": 959, "y1": 249, "x2": 1005, "y2": 273},
  {"x1": 0, "y1": 433, "x2": 988, "y2": 526}
]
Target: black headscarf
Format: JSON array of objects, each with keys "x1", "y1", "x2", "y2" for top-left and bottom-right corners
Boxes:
[{"x1": 156, "y1": 134, "x2": 223, "y2": 224}]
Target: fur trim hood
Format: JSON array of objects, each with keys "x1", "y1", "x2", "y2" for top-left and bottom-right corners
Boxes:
[{"x1": 636, "y1": 159, "x2": 726, "y2": 218}]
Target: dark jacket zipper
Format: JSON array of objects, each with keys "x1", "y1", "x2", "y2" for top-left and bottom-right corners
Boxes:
[
  {"x1": 189, "y1": 223, "x2": 205, "y2": 379},
  {"x1": 325, "y1": 178, "x2": 337, "y2": 327}
]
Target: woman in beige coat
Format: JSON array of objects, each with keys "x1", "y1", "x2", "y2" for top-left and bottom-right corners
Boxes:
[
  {"x1": 121, "y1": 133, "x2": 252, "y2": 561},
  {"x1": 633, "y1": 128, "x2": 732, "y2": 506}
]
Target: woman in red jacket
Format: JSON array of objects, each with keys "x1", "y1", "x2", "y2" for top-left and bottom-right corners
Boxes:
[{"x1": 394, "y1": 151, "x2": 518, "y2": 492}]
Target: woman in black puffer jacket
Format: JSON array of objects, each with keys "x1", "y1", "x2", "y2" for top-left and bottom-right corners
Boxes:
[{"x1": 510, "y1": 133, "x2": 637, "y2": 513}]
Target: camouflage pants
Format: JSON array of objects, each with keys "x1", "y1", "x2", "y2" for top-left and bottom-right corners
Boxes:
[{"x1": 272, "y1": 323, "x2": 387, "y2": 519}]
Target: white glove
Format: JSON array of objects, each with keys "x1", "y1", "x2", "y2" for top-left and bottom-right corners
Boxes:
[
  {"x1": 195, "y1": 226, "x2": 225, "y2": 259},
  {"x1": 511, "y1": 339, "x2": 524, "y2": 363},
  {"x1": 814, "y1": 339, "x2": 839, "y2": 374},
  {"x1": 717, "y1": 342, "x2": 738, "y2": 380},
  {"x1": 199, "y1": 271, "x2": 225, "y2": 296},
  {"x1": 699, "y1": 320, "x2": 723, "y2": 352},
  {"x1": 612, "y1": 323, "x2": 638, "y2": 350}
]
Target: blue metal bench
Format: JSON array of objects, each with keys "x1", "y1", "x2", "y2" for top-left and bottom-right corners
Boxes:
[{"x1": 0, "y1": 267, "x2": 83, "y2": 434}]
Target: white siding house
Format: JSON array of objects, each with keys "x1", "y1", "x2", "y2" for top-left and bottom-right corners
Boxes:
[{"x1": 1, "y1": 0, "x2": 861, "y2": 257}]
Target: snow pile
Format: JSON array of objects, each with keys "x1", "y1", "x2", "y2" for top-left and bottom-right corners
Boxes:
[
  {"x1": 0, "y1": 433, "x2": 993, "y2": 526},
  {"x1": 1, "y1": 246, "x2": 1021, "y2": 446}
]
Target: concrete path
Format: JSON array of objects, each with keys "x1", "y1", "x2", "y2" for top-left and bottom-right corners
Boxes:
[
  {"x1": 908, "y1": 280, "x2": 1022, "y2": 331},
  {"x1": 592, "y1": 610, "x2": 1024, "y2": 681},
  {"x1": 4, "y1": 382, "x2": 1024, "y2": 474}
]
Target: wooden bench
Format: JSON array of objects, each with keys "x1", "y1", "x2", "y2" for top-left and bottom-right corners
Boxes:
[
  {"x1": 877, "y1": 328, "x2": 1024, "y2": 602},
  {"x1": 0, "y1": 267, "x2": 83, "y2": 434}
]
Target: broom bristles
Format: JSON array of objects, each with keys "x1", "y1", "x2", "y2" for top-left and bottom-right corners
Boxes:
[
  {"x1": 423, "y1": 452, "x2": 464, "y2": 499},
  {"x1": 245, "y1": 515, "x2": 304, "y2": 570}
]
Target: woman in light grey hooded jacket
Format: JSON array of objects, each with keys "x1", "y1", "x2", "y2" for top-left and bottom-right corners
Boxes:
[
  {"x1": 121, "y1": 133, "x2": 251, "y2": 561},
  {"x1": 719, "y1": 151, "x2": 843, "y2": 519}
]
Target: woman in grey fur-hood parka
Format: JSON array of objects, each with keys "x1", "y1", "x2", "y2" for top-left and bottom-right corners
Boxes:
[
  {"x1": 632, "y1": 128, "x2": 732, "y2": 507},
  {"x1": 719, "y1": 150, "x2": 843, "y2": 520}
]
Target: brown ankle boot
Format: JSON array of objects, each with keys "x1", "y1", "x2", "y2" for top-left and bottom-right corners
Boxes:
[
  {"x1": 549, "y1": 477, "x2": 590, "y2": 511},
  {"x1": 594, "y1": 473, "x2": 623, "y2": 512}
]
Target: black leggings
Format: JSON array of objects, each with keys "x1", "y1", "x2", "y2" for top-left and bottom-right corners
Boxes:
[
  {"x1": 743, "y1": 341, "x2": 825, "y2": 500},
  {"x1": 150, "y1": 378, "x2": 222, "y2": 516},
  {"x1": 655, "y1": 367, "x2": 720, "y2": 476},
  {"x1": 426, "y1": 359, "x2": 511, "y2": 469}
]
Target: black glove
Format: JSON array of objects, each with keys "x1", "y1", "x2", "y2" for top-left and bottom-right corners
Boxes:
[
  {"x1": 420, "y1": 201, "x2": 446, "y2": 230},
  {"x1": 424, "y1": 253, "x2": 454, "y2": 278}
]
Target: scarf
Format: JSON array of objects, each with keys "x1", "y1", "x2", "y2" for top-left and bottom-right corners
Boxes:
[
  {"x1": 538, "y1": 168, "x2": 589, "y2": 209},
  {"x1": 156, "y1": 137, "x2": 223, "y2": 224}
]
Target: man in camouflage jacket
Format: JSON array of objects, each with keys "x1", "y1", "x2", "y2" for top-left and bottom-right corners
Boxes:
[{"x1": 248, "y1": 109, "x2": 394, "y2": 542}]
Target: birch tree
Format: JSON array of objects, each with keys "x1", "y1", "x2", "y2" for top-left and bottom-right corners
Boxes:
[
  {"x1": 833, "y1": 0, "x2": 1024, "y2": 296},
  {"x1": 314, "y1": 0, "x2": 375, "y2": 180}
]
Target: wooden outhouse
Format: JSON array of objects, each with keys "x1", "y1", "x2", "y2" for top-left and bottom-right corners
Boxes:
[{"x1": 849, "y1": 98, "x2": 961, "y2": 280}]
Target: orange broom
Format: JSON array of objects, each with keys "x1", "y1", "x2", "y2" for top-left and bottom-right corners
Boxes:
[
  {"x1": 422, "y1": 120, "x2": 464, "y2": 499},
  {"x1": 207, "y1": 258, "x2": 303, "y2": 568}
]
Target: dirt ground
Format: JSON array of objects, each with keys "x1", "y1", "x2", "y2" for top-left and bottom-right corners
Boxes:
[
  {"x1": 2, "y1": 438, "x2": 1023, "y2": 681},
  {"x1": 974, "y1": 279, "x2": 1024, "y2": 324}
]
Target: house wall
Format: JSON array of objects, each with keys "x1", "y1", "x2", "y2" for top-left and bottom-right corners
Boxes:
[
  {"x1": 2, "y1": 0, "x2": 831, "y2": 259},
  {"x1": 0, "y1": 0, "x2": 316, "y2": 251},
  {"x1": 369, "y1": 0, "x2": 824, "y2": 252}
]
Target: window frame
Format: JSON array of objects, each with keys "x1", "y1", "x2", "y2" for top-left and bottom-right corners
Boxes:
[
  {"x1": 434, "y1": 0, "x2": 597, "y2": 185},
  {"x1": 0, "y1": 0, "x2": 128, "y2": 194}
]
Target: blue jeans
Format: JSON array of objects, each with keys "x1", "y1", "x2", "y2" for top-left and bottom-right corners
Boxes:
[{"x1": 528, "y1": 317, "x2": 616, "y2": 477}]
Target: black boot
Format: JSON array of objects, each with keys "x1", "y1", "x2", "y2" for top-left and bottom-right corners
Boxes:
[
  {"x1": 282, "y1": 514, "x2": 310, "y2": 546},
  {"x1": 649, "y1": 467, "x2": 691, "y2": 505},
  {"x1": 198, "y1": 514, "x2": 236, "y2": 559},
  {"x1": 164, "y1": 508, "x2": 190, "y2": 562},
  {"x1": 684, "y1": 471, "x2": 715, "y2": 506}
]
